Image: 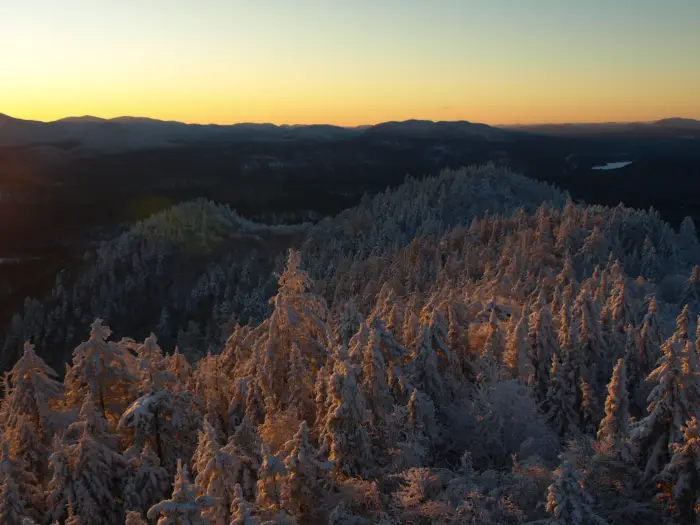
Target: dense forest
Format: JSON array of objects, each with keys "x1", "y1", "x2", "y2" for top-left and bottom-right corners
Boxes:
[{"x1": 4, "y1": 165, "x2": 700, "y2": 524}]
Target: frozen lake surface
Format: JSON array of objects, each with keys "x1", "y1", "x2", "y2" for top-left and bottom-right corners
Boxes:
[{"x1": 591, "y1": 161, "x2": 633, "y2": 171}]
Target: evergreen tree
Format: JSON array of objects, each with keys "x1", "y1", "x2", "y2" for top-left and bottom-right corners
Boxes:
[
  {"x1": 0, "y1": 441, "x2": 42, "y2": 522},
  {"x1": 359, "y1": 329, "x2": 393, "y2": 429},
  {"x1": 676, "y1": 304, "x2": 692, "y2": 343},
  {"x1": 657, "y1": 417, "x2": 700, "y2": 525},
  {"x1": 1, "y1": 342, "x2": 64, "y2": 441},
  {"x1": 680, "y1": 266, "x2": 700, "y2": 309},
  {"x1": 407, "y1": 326, "x2": 443, "y2": 401},
  {"x1": 256, "y1": 445, "x2": 286, "y2": 518},
  {"x1": 124, "y1": 510, "x2": 149, "y2": 525},
  {"x1": 545, "y1": 453, "x2": 606, "y2": 525},
  {"x1": 545, "y1": 352, "x2": 580, "y2": 438},
  {"x1": 119, "y1": 388, "x2": 202, "y2": 475},
  {"x1": 46, "y1": 425, "x2": 128, "y2": 525},
  {"x1": 65, "y1": 318, "x2": 137, "y2": 426},
  {"x1": 148, "y1": 459, "x2": 213, "y2": 525},
  {"x1": 596, "y1": 359, "x2": 630, "y2": 457},
  {"x1": 481, "y1": 309, "x2": 506, "y2": 379},
  {"x1": 0, "y1": 475, "x2": 29, "y2": 525},
  {"x1": 579, "y1": 378, "x2": 600, "y2": 437},
  {"x1": 631, "y1": 335, "x2": 698, "y2": 481},
  {"x1": 281, "y1": 421, "x2": 330, "y2": 522},
  {"x1": 529, "y1": 301, "x2": 559, "y2": 403},
  {"x1": 319, "y1": 366, "x2": 373, "y2": 477},
  {"x1": 638, "y1": 297, "x2": 663, "y2": 376},
  {"x1": 574, "y1": 290, "x2": 604, "y2": 386},
  {"x1": 123, "y1": 445, "x2": 171, "y2": 516},
  {"x1": 503, "y1": 309, "x2": 534, "y2": 382},
  {"x1": 285, "y1": 343, "x2": 314, "y2": 422},
  {"x1": 229, "y1": 484, "x2": 259, "y2": 525}
]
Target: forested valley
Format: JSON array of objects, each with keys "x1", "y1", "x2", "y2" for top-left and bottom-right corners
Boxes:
[{"x1": 3, "y1": 164, "x2": 700, "y2": 524}]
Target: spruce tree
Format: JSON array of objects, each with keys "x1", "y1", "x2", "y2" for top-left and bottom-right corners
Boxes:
[
  {"x1": 657, "y1": 417, "x2": 700, "y2": 525},
  {"x1": 631, "y1": 335, "x2": 698, "y2": 481},
  {"x1": 147, "y1": 459, "x2": 213, "y2": 525},
  {"x1": 597, "y1": 359, "x2": 630, "y2": 458},
  {"x1": 280, "y1": 421, "x2": 330, "y2": 522},
  {"x1": 545, "y1": 453, "x2": 606, "y2": 525}
]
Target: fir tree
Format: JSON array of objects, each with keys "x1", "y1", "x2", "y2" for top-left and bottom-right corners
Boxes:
[
  {"x1": 631, "y1": 335, "x2": 698, "y2": 481},
  {"x1": 1, "y1": 342, "x2": 64, "y2": 441},
  {"x1": 124, "y1": 510, "x2": 149, "y2": 525},
  {"x1": 65, "y1": 318, "x2": 137, "y2": 426},
  {"x1": 545, "y1": 352, "x2": 580, "y2": 438},
  {"x1": 407, "y1": 326, "x2": 443, "y2": 401},
  {"x1": 0, "y1": 441, "x2": 42, "y2": 522},
  {"x1": 596, "y1": 359, "x2": 630, "y2": 457},
  {"x1": 147, "y1": 459, "x2": 213, "y2": 525},
  {"x1": 503, "y1": 308, "x2": 534, "y2": 383},
  {"x1": 359, "y1": 329, "x2": 394, "y2": 430},
  {"x1": 481, "y1": 309, "x2": 506, "y2": 380},
  {"x1": 319, "y1": 366, "x2": 373, "y2": 477},
  {"x1": 657, "y1": 417, "x2": 700, "y2": 525},
  {"x1": 46, "y1": 426, "x2": 128, "y2": 525},
  {"x1": 545, "y1": 453, "x2": 606, "y2": 525},
  {"x1": 123, "y1": 445, "x2": 171, "y2": 516},
  {"x1": 0, "y1": 471, "x2": 29, "y2": 525},
  {"x1": 256, "y1": 445, "x2": 286, "y2": 518},
  {"x1": 529, "y1": 300, "x2": 559, "y2": 403},
  {"x1": 119, "y1": 388, "x2": 202, "y2": 476},
  {"x1": 229, "y1": 484, "x2": 259, "y2": 525},
  {"x1": 280, "y1": 421, "x2": 330, "y2": 522}
]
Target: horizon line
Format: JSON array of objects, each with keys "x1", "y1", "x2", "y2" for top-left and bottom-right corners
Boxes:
[{"x1": 1, "y1": 111, "x2": 696, "y2": 129}]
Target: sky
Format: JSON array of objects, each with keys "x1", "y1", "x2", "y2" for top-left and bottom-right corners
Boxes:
[{"x1": 0, "y1": 0, "x2": 698, "y2": 126}]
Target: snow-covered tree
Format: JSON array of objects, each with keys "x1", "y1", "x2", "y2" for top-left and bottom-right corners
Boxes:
[
  {"x1": 0, "y1": 441, "x2": 42, "y2": 522},
  {"x1": 65, "y1": 318, "x2": 137, "y2": 426},
  {"x1": 657, "y1": 417, "x2": 700, "y2": 524},
  {"x1": 359, "y1": 329, "x2": 393, "y2": 430},
  {"x1": 280, "y1": 421, "x2": 330, "y2": 521},
  {"x1": 123, "y1": 445, "x2": 171, "y2": 516},
  {"x1": 284, "y1": 343, "x2": 314, "y2": 422},
  {"x1": 319, "y1": 365, "x2": 373, "y2": 477},
  {"x1": 256, "y1": 445, "x2": 286, "y2": 517},
  {"x1": 574, "y1": 290, "x2": 604, "y2": 385},
  {"x1": 503, "y1": 309, "x2": 534, "y2": 382},
  {"x1": 195, "y1": 422, "x2": 262, "y2": 525},
  {"x1": 119, "y1": 388, "x2": 202, "y2": 475},
  {"x1": 1, "y1": 342, "x2": 64, "y2": 441},
  {"x1": 529, "y1": 300, "x2": 559, "y2": 402},
  {"x1": 193, "y1": 419, "x2": 222, "y2": 477},
  {"x1": 680, "y1": 266, "x2": 700, "y2": 309},
  {"x1": 638, "y1": 297, "x2": 663, "y2": 376},
  {"x1": 481, "y1": 309, "x2": 506, "y2": 379},
  {"x1": 0, "y1": 474, "x2": 30, "y2": 525},
  {"x1": 545, "y1": 453, "x2": 606, "y2": 525},
  {"x1": 46, "y1": 426, "x2": 128, "y2": 525},
  {"x1": 631, "y1": 334, "x2": 698, "y2": 481},
  {"x1": 545, "y1": 352, "x2": 580, "y2": 438},
  {"x1": 133, "y1": 333, "x2": 177, "y2": 393},
  {"x1": 147, "y1": 459, "x2": 213, "y2": 525},
  {"x1": 229, "y1": 484, "x2": 259, "y2": 525},
  {"x1": 596, "y1": 359, "x2": 630, "y2": 458},
  {"x1": 407, "y1": 326, "x2": 443, "y2": 401},
  {"x1": 125, "y1": 510, "x2": 149, "y2": 525}
]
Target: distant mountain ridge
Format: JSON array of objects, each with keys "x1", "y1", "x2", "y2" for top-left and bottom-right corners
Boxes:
[
  {"x1": 0, "y1": 112, "x2": 697, "y2": 153},
  {"x1": 506, "y1": 118, "x2": 700, "y2": 136}
]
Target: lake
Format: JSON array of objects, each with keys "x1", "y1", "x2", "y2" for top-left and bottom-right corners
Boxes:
[{"x1": 591, "y1": 161, "x2": 633, "y2": 171}]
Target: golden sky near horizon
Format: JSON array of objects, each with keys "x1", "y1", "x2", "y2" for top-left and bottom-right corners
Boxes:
[{"x1": 1, "y1": 0, "x2": 698, "y2": 126}]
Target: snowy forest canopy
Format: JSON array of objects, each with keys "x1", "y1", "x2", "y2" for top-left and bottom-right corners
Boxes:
[{"x1": 3, "y1": 164, "x2": 700, "y2": 524}]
